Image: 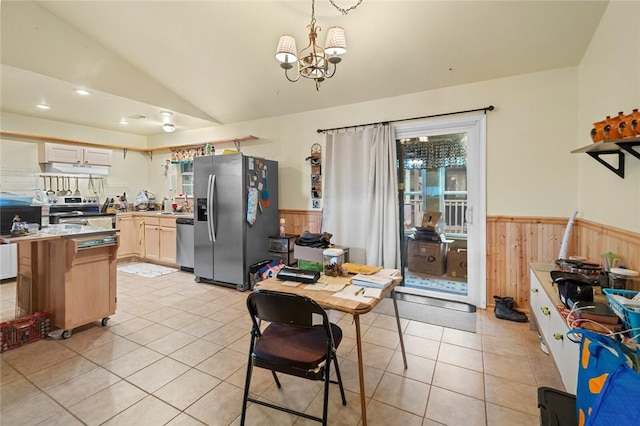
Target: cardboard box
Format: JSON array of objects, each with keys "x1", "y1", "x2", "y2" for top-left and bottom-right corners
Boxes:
[
  {"x1": 294, "y1": 245, "x2": 350, "y2": 263},
  {"x1": 407, "y1": 239, "x2": 446, "y2": 276},
  {"x1": 421, "y1": 211, "x2": 442, "y2": 228},
  {"x1": 447, "y1": 249, "x2": 468, "y2": 278}
]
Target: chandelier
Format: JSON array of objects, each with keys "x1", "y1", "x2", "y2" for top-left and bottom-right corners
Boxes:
[{"x1": 275, "y1": 0, "x2": 359, "y2": 90}]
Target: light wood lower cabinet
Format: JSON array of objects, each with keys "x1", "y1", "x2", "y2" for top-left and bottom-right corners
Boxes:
[
  {"x1": 116, "y1": 215, "x2": 135, "y2": 258},
  {"x1": 49, "y1": 234, "x2": 118, "y2": 335},
  {"x1": 143, "y1": 217, "x2": 176, "y2": 266}
]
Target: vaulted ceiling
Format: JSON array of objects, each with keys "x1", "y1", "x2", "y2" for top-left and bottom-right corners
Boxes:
[{"x1": 1, "y1": 1, "x2": 608, "y2": 136}]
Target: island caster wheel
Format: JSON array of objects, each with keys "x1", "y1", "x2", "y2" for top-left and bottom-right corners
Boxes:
[
  {"x1": 101, "y1": 317, "x2": 109, "y2": 327},
  {"x1": 61, "y1": 330, "x2": 72, "y2": 339}
]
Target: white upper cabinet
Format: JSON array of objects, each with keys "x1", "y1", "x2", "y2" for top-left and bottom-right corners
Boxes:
[
  {"x1": 39, "y1": 143, "x2": 112, "y2": 166},
  {"x1": 82, "y1": 147, "x2": 112, "y2": 166}
]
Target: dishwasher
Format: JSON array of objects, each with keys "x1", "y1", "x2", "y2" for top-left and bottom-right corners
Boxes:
[{"x1": 176, "y1": 217, "x2": 194, "y2": 271}]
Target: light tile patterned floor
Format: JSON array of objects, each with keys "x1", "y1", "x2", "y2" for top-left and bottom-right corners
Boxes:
[{"x1": 0, "y1": 269, "x2": 564, "y2": 425}]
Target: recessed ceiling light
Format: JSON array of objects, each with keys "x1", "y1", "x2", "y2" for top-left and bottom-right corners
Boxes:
[
  {"x1": 118, "y1": 119, "x2": 128, "y2": 125},
  {"x1": 162, "y1": 123, "x2": 176, "y2": 133},
  {"x1": 159, "y1": 110, "x2": 173, "y2": 117},
  {"x1": 74, "y1": 88, "x2": 91, "y2": 96},
  {"x1": 36, "y1": 104, "x2": 50, "y2": 110}
]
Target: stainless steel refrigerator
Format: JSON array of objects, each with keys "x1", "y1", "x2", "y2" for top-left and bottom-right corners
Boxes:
[{"x1": 194, "y1": 153, "x2": 278, "y2": 290}]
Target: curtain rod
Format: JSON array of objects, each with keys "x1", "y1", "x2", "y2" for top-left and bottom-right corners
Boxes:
[{"x1": 316, "y1": 105, "x2": 495, "y2": 134}]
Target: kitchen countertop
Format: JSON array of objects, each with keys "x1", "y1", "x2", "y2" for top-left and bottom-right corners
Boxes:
[
  {"x1": 0, "y1": 224, "x2": 118, "y2": 244},
  {"x1": 117, "y1": 211, "x2": 193, "y2": 218}
]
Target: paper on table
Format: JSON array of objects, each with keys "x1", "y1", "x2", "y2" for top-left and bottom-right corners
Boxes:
[
  {"x1": 363, "y1": 288, "x2": 383, "y2": 299},
  {"x1": 280, "y1": 281, "x2": 301, "y2": 287},
  {"x1": 317, "y1": 275, "x2": 351, "y2": 285},
  {"x1": 304, "y1": 283, "x2": 327, "y2": 290},
  {"x1": 323, "y1": 283, "x2": 346, "y2": 292},
  {"x1": 374, "y1": 268, "x2": 402, "y2": 278},
  {"x1": 332, "y1": 285, "x2": 372, "y2": 303}
]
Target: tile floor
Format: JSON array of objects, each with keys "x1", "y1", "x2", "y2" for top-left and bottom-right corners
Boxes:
[{"x1": 0, "y1": 268, "x2": 564, "y2": 425}]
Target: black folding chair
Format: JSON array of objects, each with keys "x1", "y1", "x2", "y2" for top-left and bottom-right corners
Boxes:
[{"x1": 240, "y1": 289, "x2": 347, "y2": 425}]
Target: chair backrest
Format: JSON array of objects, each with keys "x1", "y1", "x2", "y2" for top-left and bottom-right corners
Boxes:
[{"x1": 247, "y1": 289, "x2": 329, "y2": 330}]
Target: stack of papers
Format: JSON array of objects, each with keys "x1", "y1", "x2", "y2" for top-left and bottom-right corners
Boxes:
[{"x1": 351, "y1": 274, "x2": 392, "y2": 288}]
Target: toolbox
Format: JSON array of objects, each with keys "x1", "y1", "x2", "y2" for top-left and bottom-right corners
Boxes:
[{"x1": 1, "y1": 311, "x2": 51, "y2": 353}]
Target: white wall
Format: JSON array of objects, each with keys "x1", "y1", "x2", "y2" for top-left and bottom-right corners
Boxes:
[
  {"x1": 149, "y1": 67, "x2": 581, "y2": 217},
  {"x1": 577, "y1": 1, "x2": 640, "y2": 233}
]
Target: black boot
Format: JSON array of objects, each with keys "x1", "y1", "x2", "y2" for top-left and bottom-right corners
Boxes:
[{"x1": 493, "y1": 295, "x2": 528, "y2": 323}]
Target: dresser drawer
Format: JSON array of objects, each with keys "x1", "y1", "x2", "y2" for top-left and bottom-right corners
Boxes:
[{"x1": 268, "y1": 235, "x2": 298, "y2": 253}]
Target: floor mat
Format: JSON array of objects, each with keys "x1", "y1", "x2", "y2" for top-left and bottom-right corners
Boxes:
[
  {"x1": 373, "y1": 295, "x2": 476, "y2": 333},
  {"x1": 404, "y1": 272, "x2": 468, "y2": 296},
  {"x1": 117, "y1": 263, "x2": 178, "y2": 278}
]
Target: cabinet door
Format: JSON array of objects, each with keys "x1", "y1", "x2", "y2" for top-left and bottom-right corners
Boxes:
[
  {"x1": 133, "y1": 218, "x2": 145, "y2": 256},
  {"x1": 83, "y1": 147, "x2": 112, "y2": 166},
  {"x1": 144, "y1": 224, "x2": 160, "y2": 261},
  {"x1": 0, "y1": 243, "x2": 17, "y2": 279},
  {"x1": 159, "y1": 226, "x2": 177, "y2": 264},
  {"x1": 66, "y1": 251, "x2": 112, "y2": 328},
  {"x1": 116, "y1": 215, "x2": 134, "y2": 258},
  {"x1": 42, "y1": 143, "x2": 83, "y2": 163}
]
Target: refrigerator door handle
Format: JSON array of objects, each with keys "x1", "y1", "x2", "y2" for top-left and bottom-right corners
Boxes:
[{"x1": 207, "y1": 174, "x2": 216, "y2": 242}]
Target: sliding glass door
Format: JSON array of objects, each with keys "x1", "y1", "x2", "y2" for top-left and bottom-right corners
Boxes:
[{"x1": 395, "y1": 115, "x2": 486, "y2": 308}]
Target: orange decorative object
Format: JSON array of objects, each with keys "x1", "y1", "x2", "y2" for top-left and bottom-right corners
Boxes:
[
  {"x1": 603, "y1": 112, "x2": 624, "y2": 140},
  {"x1": 591, "y1": 119, "x2": 607, "y2": 143},
  {"x1": 625, "y1": 108, "x2": 640, "y2": 137}
]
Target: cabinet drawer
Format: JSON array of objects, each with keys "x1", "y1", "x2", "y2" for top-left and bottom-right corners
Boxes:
[
  {"x1": 268, "y1": 250, "x2": 296, "y2": 266},
  {"x1": 159, "y1": 217, "x2": 176, "y2": 228},
  {"x1": 144, "y1": 216, "x2": 160, "y2": 226},
  {"x1": 268, "y1": 235, "x2": 298, "y2": 253}
]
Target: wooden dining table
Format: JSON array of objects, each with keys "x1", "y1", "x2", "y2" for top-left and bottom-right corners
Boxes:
[{"x1": 255, "y1": 275, "x2": 408, "y2": 426}]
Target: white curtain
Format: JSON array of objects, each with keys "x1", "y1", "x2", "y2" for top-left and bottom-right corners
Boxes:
[{"x1": 322, "y1": 124, "x2": 401, "y2": 268}]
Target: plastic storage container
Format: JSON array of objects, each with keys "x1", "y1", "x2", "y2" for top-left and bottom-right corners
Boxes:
[
  {"x1": 602, "y1": 288, "x2": 640, "y2": 338},
  {"x1": 323, "y1": 248, "x2": 346, "y2": 277}
]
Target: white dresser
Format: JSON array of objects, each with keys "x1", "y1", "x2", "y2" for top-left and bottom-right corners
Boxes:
[{"x1": 529, "y1": 263, "x2": 580, "y2": 393}]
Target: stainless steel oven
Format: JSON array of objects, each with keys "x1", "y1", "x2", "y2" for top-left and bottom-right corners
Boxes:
[{"x1": 49, "y1": 201, "x2": 116, "y2": 229}]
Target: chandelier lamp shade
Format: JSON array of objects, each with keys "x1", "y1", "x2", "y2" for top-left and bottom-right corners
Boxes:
[{"x1": 275, "y1": 0, "x2": 347, "y2": 90}]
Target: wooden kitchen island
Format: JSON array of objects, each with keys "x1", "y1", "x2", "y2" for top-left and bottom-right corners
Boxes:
[{"x1": 1, "y1": 225, "x2": 119, "y2": 338}]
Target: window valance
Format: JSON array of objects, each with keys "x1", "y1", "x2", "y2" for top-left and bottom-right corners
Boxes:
[{"x1": 403, "y1": 139, "x2": 467, "y2": 170}]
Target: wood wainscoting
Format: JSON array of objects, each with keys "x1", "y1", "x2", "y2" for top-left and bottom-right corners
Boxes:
[
  {"x1": 487, "y1": 216, "x2": 640, "y2": 311},
  {"x1": 279, "y1": 210, "x2": 322, "y2": 236},
  {"x1": 281, "y1": 210, "x2": 640, "y2": 311},
  {"x1": 487, "y1": 216, "x2": 572, "y2": 311}
]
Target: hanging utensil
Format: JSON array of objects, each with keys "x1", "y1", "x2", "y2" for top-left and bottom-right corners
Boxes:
[
  {"x1": 74, "y1": 177, "x2": 81, "y2": 196},
  {"x1": 56, "y1": 177, "x2": 64, "y2": 195},
  {"x1": 46, "y1": 177, "x2": 55, "y2": 195},
  {"x1": 67, "y1": 177, "x2": 72, "y2": 195}
]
